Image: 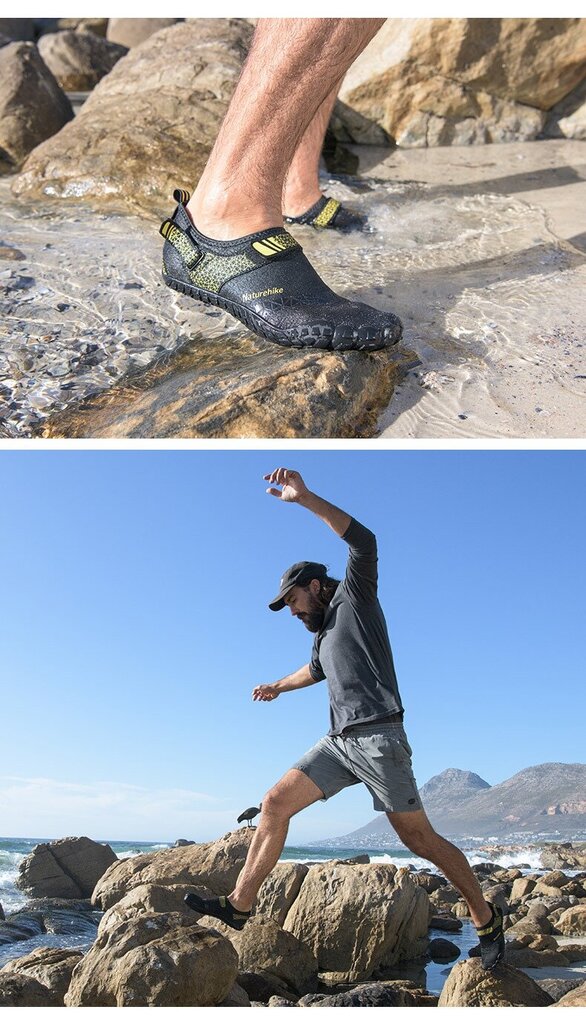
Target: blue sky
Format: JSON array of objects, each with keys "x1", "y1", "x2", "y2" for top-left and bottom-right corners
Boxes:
[{"x1": 1, "y1": 450, "x2": 584, "y2": 844}]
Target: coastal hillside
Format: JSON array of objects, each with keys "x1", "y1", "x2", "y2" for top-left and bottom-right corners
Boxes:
[{"x1": 313, "y1": 763, "x2": 586, "y2": 847}]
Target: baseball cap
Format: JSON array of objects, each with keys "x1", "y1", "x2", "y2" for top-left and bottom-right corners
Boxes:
[{"x1": 269, "y1": 561, "x2": 327, "y2": 611}]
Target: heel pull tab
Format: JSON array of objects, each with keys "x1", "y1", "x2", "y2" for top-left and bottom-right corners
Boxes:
[{"x1": 173, "y1": 188, "x2": 190, "y2": 204}]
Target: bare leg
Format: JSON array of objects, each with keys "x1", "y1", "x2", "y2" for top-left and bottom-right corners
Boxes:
[
  {"x1": 387, "y1": 808, "x2": 493, "y2": 928},
  {"x1": 186, "y1": 19, "x2": 384, "y2": 239},
  {"x1": 228, "y1": 769, "x2": 325, "y2": 912},
  {"x1": 282, "y1": 79, "x2": 343, "y2": 217}
]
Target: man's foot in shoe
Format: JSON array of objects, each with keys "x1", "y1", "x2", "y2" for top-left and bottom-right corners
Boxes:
[
  {"x1": 160, "y1": 188, "x2": 400, "y2": 351},
  {"x1": 475, "y1": 901, "x2": 505, "y2": 970},
  {"x1": 284, "y1": 194, "x2": 367, "y2": 232},
  {"x1": 184, "y1": 892, "x2": 251, "y2": 930}
]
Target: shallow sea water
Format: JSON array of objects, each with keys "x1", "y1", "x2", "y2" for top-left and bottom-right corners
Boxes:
[{"x1": 1, "y1": 172, "x2": 585, "y2": 437}]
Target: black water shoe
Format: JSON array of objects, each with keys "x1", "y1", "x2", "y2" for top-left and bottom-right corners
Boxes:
[
  {"x1": 184, "y1": 892, "x2": 251, "y2": 930},
  {"x1": 476, "y1": 902, "x2": 505, "y2": 970},
  {"x1": 160, "y1": 189, "x2": 401, "y2": 351},
  {"x1": 284, "y1": 194, "x2": 367, "y2": 232}
]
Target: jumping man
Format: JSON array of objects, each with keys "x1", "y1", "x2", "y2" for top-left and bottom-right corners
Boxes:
[{"x1": 185, "y1": 469, "x2": 505, "y2": 970}]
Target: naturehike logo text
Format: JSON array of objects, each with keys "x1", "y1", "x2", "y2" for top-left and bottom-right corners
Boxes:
[{"x1": 242, "y1": 287, "x2": 284, "y2": 301}]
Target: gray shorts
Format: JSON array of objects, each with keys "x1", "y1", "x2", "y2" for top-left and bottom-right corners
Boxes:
[{"x1": 291, "y1": 721, "x2": 422, "y2": 814}]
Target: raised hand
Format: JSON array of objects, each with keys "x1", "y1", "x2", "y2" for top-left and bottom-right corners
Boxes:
[
  {"x1": 252, "y1": 684, "x2": 280, "y2": 702},
  {"x1": 264, "y1": 468, "x2": 309, "y2": 503}
]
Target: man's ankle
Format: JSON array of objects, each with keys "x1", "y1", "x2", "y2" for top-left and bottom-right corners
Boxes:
[
  {"x1": 185, "y1": 192, "x2": 283, "y2": 241},
  {"x1": 228, "y1": 893, "x2": 253, "y2": 913}
]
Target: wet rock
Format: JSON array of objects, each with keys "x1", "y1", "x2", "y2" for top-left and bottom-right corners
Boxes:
[
  {"x1": 338, "y1": 19, "x2": 586, "y2": 148},
  {"x1": 438, "y1": 958, "x2": 554, "y2": 1006},
  {"x1": 283, "y1": 863, "x2": 429, "y2": 982},
  {"x1": 429, "y1": 937, "x2": 460, "y2": 961},
  {"x1": 0, "y1": 41, "x2": 72, "y2": 172},
  {"x1": 65, "y1": 913, "x2": 238, "y2": 1006},
  {"x1": 106, "y1": 19, "x2": 182, "y2": 48},
  {"x1": 0, "y1": 20, "x2": 35, "y2": 41},
  {"x1": 0, "y1": 971, "x2": 59, "y2": 1006},
  {"x1": 255, "y1": 862, "x2": 309, "y2": 927},
  {"x1": 0, "y1": 902, "x2": 3, "y2": 921},
  {"x1": 38, "y1": 31, "x2": 128, "y2": 91},
  {"x1": 0, "y1": 911, "x2": 45, "y2": 946},
  {"x1": 1, "y1": 948, "x2": 83, "y2": 1004},
  {"x1": 555, "y1": 981, "x2": 586, "y2": 1006},
  {"x1": 173, "y1": 840, "x2": 195, "y2": 848},
  {"x1": 12, "y1": 20, "x2": 253, "y2": 215},
  {"x1": 39, "y1": 342, "x2": 406, "y2": 441},
  {"x1": 18, "y1": 837, "x2": 117, "y2": 899},
  {"x1": 92, "y1": 829, "x2": 253, "y2": 910},
  {"x1": 298, "y1": 981, "x2": 437, "y2": 1006},
  {"x1": 199, "y1": 913, "x2": 318, "y2": 996},
  {"x1": 555, "y1": 905, "x2": 586, "y2": 936},
  {"x1": 535, "y1": 977, "x2": 585, "y2": 1001},
  {"x1": 429, "y1": 914, "x2": 463, "y2": 932}
]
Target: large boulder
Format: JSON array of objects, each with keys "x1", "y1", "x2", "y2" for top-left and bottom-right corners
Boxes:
[
  {"x1": 1, "y1": 948, "x2": 83, "y2": 1004},
  {"x1": 198, "y1": 913, "x2": 318, "y2": 996},
  {"x1": 97, "y1": 882, "x2": 207, "y2": 935},
  {"x1": 255, "y1": 862, "x2": 309, "y2": 926},
  {"x1": 37, "y1": 30, "x2": 128, "y2": 90},
  {"x1": 0, "y1": 41, "x2": 72, "y2": 173},
  {"x1": 17, "y1": 836, "x2": 117, "y2": 899},
  {"x1": 337, "y1": 19, "x2": 586, "y2": 148},
  {"x1": 92, "y1": 829, "x2": 253, "y2": 910},
  {"x1": 283, "y1": 863, "x2": 429, "y2": 982},
  {"x1": 0, "y1": 971, "x2": 60, "y2": 1006},
  {"x1": 12, "y1": 19, "x2": 253, "y2": 215},
  {"x1": 555, "y1": 906, "x2": 586, "y2": 936},
  {"x1": 106, "y1": 19, "x2": 181, "y2": 48},
  {"x1": 64, "y1": 913, "x2": 238, "y2": 1006},
  {"x1": 438, "y1": 959, "x2": 554, "y2": 1006}
]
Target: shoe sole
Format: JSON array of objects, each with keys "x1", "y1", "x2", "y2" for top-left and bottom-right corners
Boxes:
[{"x1": 162, "y1": 273, "x2": 401, "y2": 352}]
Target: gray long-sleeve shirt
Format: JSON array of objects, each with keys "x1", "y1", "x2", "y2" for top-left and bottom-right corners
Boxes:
[{"x1": 309, "y1": 517, "x2": 404, "y2": 735}]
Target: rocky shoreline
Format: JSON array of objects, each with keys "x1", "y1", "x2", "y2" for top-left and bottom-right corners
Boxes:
[{"x1": 1, "y1": 833, "x2": 585, "y2": 1006}]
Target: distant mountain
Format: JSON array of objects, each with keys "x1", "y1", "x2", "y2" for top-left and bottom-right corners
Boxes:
[{"x1": 312, "y1": 763, "x2": 586, "y2": 847}]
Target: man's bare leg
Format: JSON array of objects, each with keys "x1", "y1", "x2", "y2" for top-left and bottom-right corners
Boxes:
[
  {"x1": 228, "y1": 769, "x2": 325, "y2": 911},
  {"x1": 186, "y1": 20, "x2": 383, "y2": 239},
  {"x1": 387, "y1": 808, "x2": 492, "y2": 927},
  {"x1": 282, "y1": 79, "x2": 343, "y2": 218}
]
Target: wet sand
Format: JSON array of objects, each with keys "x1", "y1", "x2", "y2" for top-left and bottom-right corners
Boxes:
[{"x1": 1, "y1": 138, "x2": 585, "y2": 438}]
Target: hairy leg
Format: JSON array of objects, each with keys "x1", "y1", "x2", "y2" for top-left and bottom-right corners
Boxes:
[
  {"x1": 229, "y1": 769, "x2": 325, "y2": 911},
  {"x1": 387, "y1": 808, "x2": 492, "y2": 927},
  {"x1": 282, "y1": 78, "x2": 343, "y2": 217},
  {"x1": 187, "y1": 19, "x2": 384, "y2": 239}
]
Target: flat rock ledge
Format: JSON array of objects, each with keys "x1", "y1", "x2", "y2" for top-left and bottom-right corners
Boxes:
[{"x1": 37, "y1": 343, "x2": 411, "y2": 440}]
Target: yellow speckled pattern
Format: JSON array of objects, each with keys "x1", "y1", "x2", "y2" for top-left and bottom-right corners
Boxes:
[
  {"x1": 165, "y1": 224, "x2": 201, "y2": 272},
  {"x1": 313, "y1": 198, "x2": 341, "y2": 227},
  {"x1": 191, "y1": 252, "x2": 256, "y2": 291}
]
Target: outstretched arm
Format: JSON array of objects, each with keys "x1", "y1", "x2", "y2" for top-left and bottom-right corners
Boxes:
[
  {"x1": 264, "y1": 467, "x2": 377, "y2": 602},
  {"x1": 252, "y1": 663, "x2": 316, "y2": 701},
  {"x1": 264, "y1": 468, "x2": 351, "y2": 537}
]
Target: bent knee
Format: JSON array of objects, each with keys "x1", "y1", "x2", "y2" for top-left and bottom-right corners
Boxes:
[{"x1": 261, "y1": 787, "x2": 291, "y2": 819}]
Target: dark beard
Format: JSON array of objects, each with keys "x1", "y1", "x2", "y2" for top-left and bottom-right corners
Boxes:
[{"x1": 298, "y1": 595, "x2": 326, "y2": 633}]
